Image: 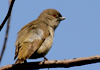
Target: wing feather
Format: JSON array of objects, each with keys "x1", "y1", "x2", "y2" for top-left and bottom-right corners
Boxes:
[{"x1": 14, "y1": 21, "x2": 49, "y2": 64}]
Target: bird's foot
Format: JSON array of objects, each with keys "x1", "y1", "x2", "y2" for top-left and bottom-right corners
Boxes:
[
  {"x1": 24, "y1": 59, "x2": 27, "y2": 63},
  {"x1": 43, "y1": 57, "x2": 48, "y2": 61},
  {"x1": 43, "y1": 57, "x2": 49, "y2": 70}
]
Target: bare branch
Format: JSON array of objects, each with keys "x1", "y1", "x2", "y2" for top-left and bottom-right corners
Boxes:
[
  {"x1": 0, "y1": 0, "x2": 15, "y2": 31},
  {"x1": 0, "y1": 55, "x2": 100, "y2": 70},
  {"x1": 0, "y1": 0, "x2": 12, "y2": 63}
]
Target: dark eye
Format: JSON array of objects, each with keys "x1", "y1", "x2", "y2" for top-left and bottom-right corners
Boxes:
[{"x1": 53, "y1": 14, "x2": 56, "y2": 17}]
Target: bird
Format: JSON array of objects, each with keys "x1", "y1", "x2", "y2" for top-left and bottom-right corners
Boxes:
[{"x1": 14, "y1": 9, "x2": 65, "y2": 64}]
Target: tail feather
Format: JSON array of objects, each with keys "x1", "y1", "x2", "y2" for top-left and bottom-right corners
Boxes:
[
  {"x1": 15, "y1": 59, "x2": 24, "y2": 64},
  {"x1": 14, "y1": 53, "x2": 17, "y2": 60}
]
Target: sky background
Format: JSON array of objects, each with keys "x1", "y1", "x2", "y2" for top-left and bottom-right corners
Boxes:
[{"x1": 0, "y1": 0, "x2": 100, "y2": 70}]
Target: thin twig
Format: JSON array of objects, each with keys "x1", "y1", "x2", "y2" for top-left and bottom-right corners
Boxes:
[
  {"x1": 0, "y1": 0, "x2": 15, "y2": 31},
  {"x1": 0, "y1": 55, "x2": 100, "y2": 70},
  {"x1": 0, "y1": 0, "x2": 12, "y2": 63}
]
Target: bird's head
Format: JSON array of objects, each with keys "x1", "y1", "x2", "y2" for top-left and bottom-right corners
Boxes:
[{"x1": 38, "y1": 9, "x2": 65, "y2": 30}]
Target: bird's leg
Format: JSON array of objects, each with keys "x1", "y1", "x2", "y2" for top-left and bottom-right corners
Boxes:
[
  {"x1": 43, "y1": 57, "x2": 49, "y2": 70},
  {"x1": 24, "y1": 59, "x2": 27, "y2": 63},
  {"x1": 43, "y1": 57, "x2": 48, "y2": 61}
]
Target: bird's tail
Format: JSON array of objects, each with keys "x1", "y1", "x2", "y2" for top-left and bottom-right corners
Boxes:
[{"x1": 15, "y1": 59, "x2": 24, "y2": 64}]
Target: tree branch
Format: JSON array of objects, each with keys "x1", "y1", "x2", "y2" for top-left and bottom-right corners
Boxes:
[
  {"x1": 0, "y1": 0, "x2": 12, "y2": 63},
  {"x1": 0, "y1": 0, "x2": 15, "y2": 31},
  {"x1": 0, "y1": 55, "x2": 100, "y2": 70}
]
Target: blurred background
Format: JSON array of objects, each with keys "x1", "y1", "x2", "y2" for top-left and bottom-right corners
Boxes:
[{"x1": 0, "y1": 0, "x2": 100, "y2": 70}]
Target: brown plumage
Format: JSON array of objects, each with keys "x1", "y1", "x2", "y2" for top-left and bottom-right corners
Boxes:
[{"x1": 14, "y1": 9, "x2": 65, "y2": 64}]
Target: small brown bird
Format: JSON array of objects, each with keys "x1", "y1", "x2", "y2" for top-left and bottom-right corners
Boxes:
[{"x1": 14, "y1": 9, "x2": 65, "y2": 64}]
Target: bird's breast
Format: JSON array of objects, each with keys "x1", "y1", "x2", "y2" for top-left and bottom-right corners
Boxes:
[{"x1": 36, "y1": 26, "x2": 54, "y2": 56}]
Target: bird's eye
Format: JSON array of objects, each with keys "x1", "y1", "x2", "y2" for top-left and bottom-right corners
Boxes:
[{"x1": 53, "y1": 14, "x2": 56, "y2": 17}]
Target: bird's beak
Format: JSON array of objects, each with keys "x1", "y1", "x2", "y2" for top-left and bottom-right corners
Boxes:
[{"x1": 59, "y1": 17, "x2": 66, "y2": 21}]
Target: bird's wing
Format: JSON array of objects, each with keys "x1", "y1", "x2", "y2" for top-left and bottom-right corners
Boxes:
[{"x1": 14, "y1": 21, "x2": 49, "y2": 61}]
